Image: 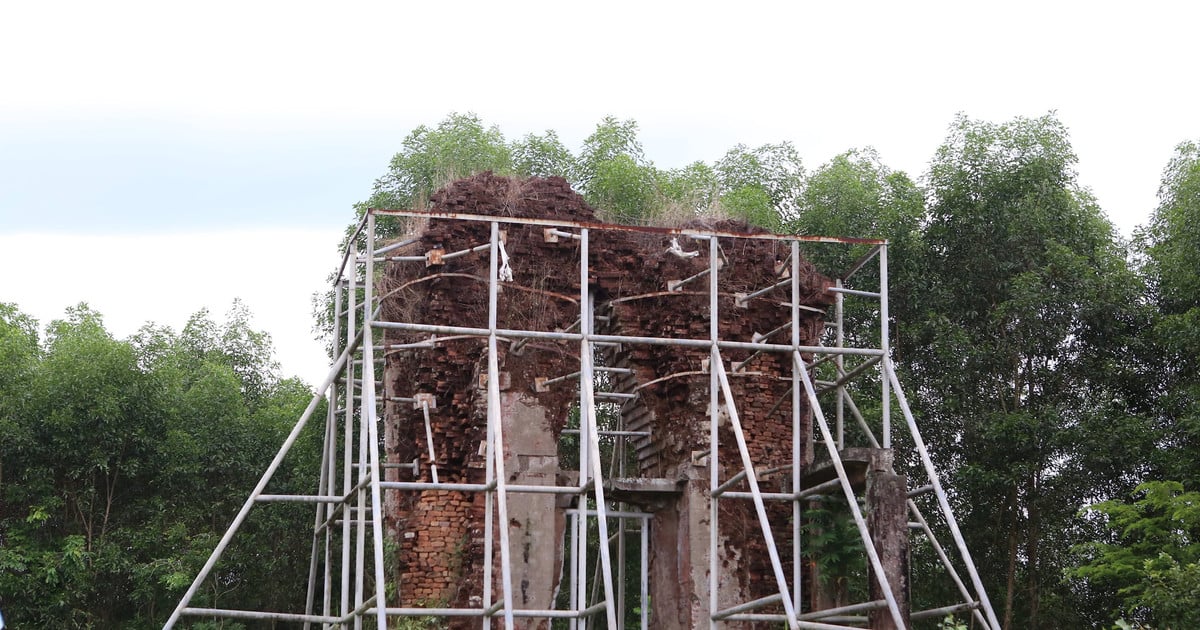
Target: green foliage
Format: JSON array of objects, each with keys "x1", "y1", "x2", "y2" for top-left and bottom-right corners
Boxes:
[
  {"x1": 372, "y1": 112, "x2": 513, "y2": 210},
  {"x1": 657, "y1": 160, "x2": 720, "y2": 216},
  {"x1": 937, "y1": 615, "x2": 968, "y2": 630},
  {"x1": 576, "y1": 116, "x2": 661, "y2": 222},
  {"x1": 0, "y1": 302, "x2": 319, "y2": 627},
  {"x1": 716, "y1": 142, "x2": 804, "y2": 226},
  {"x1": 908, "y1": 112, "x2": 1152, "y2": 628},
  {"x1": 1138, "y1": 140, "x2": 1200, "y2": 481},
  {"x1": 512, "y1": 129, "x2": 577, "y2": 179},
  {"x1": 586, "y1": 153, "x2": 659, "y2": 222},
  {"x1": 802, "y1": 497, "x2": 867, "y2": 605},
  {"x1": 1070, "y1": 482, "x2": 1200, "y2": 628}
]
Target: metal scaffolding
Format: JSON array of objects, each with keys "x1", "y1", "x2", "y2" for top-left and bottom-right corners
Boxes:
[{"x1": 165, "y1": 209, "x2": 1001, "y2": 629}]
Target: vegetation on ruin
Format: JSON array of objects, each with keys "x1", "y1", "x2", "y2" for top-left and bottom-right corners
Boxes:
[{"x1": 2, "y1": 111, "x2": 1199, "y2": 627}]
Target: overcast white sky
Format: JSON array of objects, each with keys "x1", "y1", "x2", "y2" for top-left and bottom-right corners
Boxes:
[{"x1": 2, "y1": 0, "x2": 1197, "y2": 385}]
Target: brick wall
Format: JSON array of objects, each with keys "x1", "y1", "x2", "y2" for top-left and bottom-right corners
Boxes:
[{"x1": 380, "y1": 173, "x2": 833, "y2": 626}]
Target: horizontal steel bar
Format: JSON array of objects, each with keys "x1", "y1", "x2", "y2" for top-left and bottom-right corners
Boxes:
[
  {"x1": 911, "y1": 601, "x2": 980, "y2": 620},
  {"x1": 796, "y1": 478, "x2": 844, "y2": 501},
  {"x1": 373, "y1": 606, "x2": 603, "y2": 619},
  {"x1": 720, "y1": 491, "x2": 799, "y2": 501},
  {"x1": 827, "y1": 286, "x2": 881, "y2": 298},
  {"x1": 371, "y1": 208, "x2": 888, "y2": 245},
  {"x1": 737, "y1": 278, "x2": 792, "y2": 305},
  {"x1": 595, "y1": 391, "x2": 637, "y2": 400},
  {"x1": 380, "y1": 481, "x2": 595, "y2": 496},
  {"x1": 547, "y1": 228, "x2": 582, "y2": 240},
  {"x1": 908, "y1": 484, "x2": 934, "y2": 497},
  {"x1": 373, "y1": 236, "x2": 420, "y2": 257},
  {"x1": 380, "y1": 481, "x2": 491, "y2": 492},
  {"x1": 256, "y1": 494, "x2": 345, "y2": 503},
  {"x1": 181, "y1": 607, "x2": 340, "y2": 624},
  {"x1": 722, "y1": 614, "x2": 862, "y2": 629},
  {"x1": 817, "y1": 356, "x2": 883, "y2": 393},
  {"x1": 564, "y1": 508, "x2": 652, "y2": 519},
  {"x1": 561, "y1": 429, "x2": 650, "y2": 437},
  {"x1": 372, "y1": 321, "x2": 886, "y2": 356},
  {"x1": 712, "y1": 593, "x2": 781, "y2": 619},
  {"x1": 799, "y1": 599, "x2": 888, "y2": 619},
  {"x1": 712, "y1": 469, "x2": 749, "y2": 496},
  {"x1": 442, "y1": 242, "x2": 491, "y2": 260},
  {"x1": 539, "y1": 366, "x2": 634, "y2": 388}
]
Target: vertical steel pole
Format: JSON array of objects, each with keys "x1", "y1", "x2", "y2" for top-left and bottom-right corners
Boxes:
[
  {"x1": 835, "y1": 278, "x2": 845, "y2": 450},
  {"x1": 355, "y1": 331, "x2": 368, "y2": 630},
  {"x1": 617, "y1": 492, "x2": 626, "y2": 623},
  {"x1": 362, "y1": 212, "x2": 390, "y2": 630},
  {"x1": 880, "y1": 243, "x2": 890, "y2": 448},
  {"x1": 307, "y1": 278, "x2": 343, "y2": 629},
  {"x1": 304, "y1": 364, "x2": 335, "y2": 629},
  {"x1": 343, "y1": 246, "x2": 357, "y2": 623},
  {"x1": 482, "y1": 224, "x2": 497, "y2": 629},
  {"x1": 579, "y1": 229, "x2": 619, "y2": 629},
  {"x1": 790, "y1": 240, "x2": 803, "y2": 616},
  {"x1": 484, "y1": 341, "x2": 495, "y2": 630},
  {"x1": 325, "y1": 282, "x2": 342, "y2": 627},
  {"x1": 707, "y1": 236, "x2": 720, "y2": 629},
  {"x1": 640, "y1": 518, "x2": 649, "y2": 630},
  {"x1": 568, "y1": 510, "x2": 579, "y2": 630},
  {"x1": 487, "y1": 221, "x2": 517, "y2": 629},
  {"x1": 580, "y1": 298, "x2": 619, "y2": 628},
  {"x1": 574, "y1": 231, "x2": 590, "y2": 630}
]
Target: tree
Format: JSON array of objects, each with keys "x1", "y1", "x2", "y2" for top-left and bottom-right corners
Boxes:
[
  {"x1": 512, "y1": 129, "x2": 577, "y2": 179},
  {"x1": 716, "y1": 141, "x2": 805, "y2": 229},
  {"x1": 1139, "y1": 140, "x2": 1200, "y2": 482},
  {"x1": 913, "y1": 113, "x2": 1150, "y2": 628},
  {"x1": 0, "y1": 303, "x2": 319, "y2": 627},
  {"x1": 657, "y1": 160, "x2": 720, "y2": 218},
  {"x1": 369, "y1": 112, "x2": 513, "y2": 211},
  {"x1": 576, "y1": 116, "x2": 660, "y2": 222},
  {"x1": 357, "y1": 112, "x2": 516, "y2": 244},
  {"x1": 0, "y1": 305, "x2": 168, "y2": 626}
]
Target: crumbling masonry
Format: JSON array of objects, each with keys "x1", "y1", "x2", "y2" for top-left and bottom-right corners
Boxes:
[
  {"x1": 379, "y1": 174, "x2": 904, "y2": 628},
  {"x1": 164, "y1": 169, "x2": 1004, "y2": 629}
]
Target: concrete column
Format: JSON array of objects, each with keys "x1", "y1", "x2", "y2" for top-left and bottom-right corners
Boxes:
[
  {"x1": 867, "y1": 451, "x2": 909, "y2": 630},
  {"x1": 498, "y1": 391, "x2": 564, "y2": 630}
]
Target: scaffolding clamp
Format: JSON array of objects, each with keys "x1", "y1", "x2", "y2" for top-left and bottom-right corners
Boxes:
[{"x1": 412, "y1": 393, "x2": 436, "y2": 410}]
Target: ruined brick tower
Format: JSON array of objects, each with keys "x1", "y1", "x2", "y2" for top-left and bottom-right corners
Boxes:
[{"x1": 379, "y1": 174, "x2": 838, "y2": 628}]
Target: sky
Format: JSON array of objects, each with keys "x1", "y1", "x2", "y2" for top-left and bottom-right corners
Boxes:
[{"x1": 1, "y1": 0, "x2": 1197, "y2": 386}]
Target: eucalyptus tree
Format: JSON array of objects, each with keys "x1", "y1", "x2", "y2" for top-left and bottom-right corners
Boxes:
[
  {"x1": 914, "y1": 113, "x2": 1150, "y2": 629},
  {"x1": 1066, "y1": 139, "x2": 1200, "y2": 627},
  {"x1": 369, "y1": 112, "x2": 513, "y2": 211},
  {"x1": 575, "y1": 116, "x2": 659, "y2": 222},
  {"x1": 1140, "y1": 139, "x2": 1200, "y2": 481},
  {"x1": 716, "y1": 142, "x2": 805, "y2": 229},
  {"x1": 512, "y1": 129, "x2": 577, "y2": 179}
]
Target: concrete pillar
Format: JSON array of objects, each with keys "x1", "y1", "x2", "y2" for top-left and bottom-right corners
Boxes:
[
  {"x1": 867, "y1": 451, "x2": 909, "y2": 630},
  {"x1": 498, "y1": 392, "x2": 565, "y2": 630}
]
